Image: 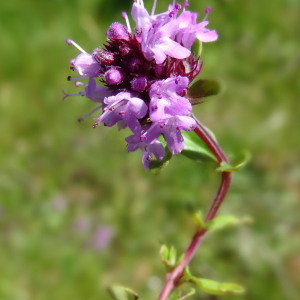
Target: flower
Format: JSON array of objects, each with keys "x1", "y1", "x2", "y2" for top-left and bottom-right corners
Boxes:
[{"x1": 64, "y1": 0, "x2": 217, "y2": 171}]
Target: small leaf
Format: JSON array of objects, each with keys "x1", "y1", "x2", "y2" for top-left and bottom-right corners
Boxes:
[
  {"x1": 216, "y1": 151, "x2": 251, "y2": 172},
  {"x1": 160, "y1": 245, "x2": 177, "y2": 270},
  {"x1": 205, "y1": 215, "x2": 253, "y2": 232},
  {"x1": 181, "y1": 130, "x2": 217, "y2": 163},
  {"x1": 191, "y1": 39, "x2": 202, "y2": 57},
  {"x1": 193, "y1": 278, "x2": 245, "y2": 296},
  {"x1": 186, "y1": 79, "x2": 221, "y2": 105},
  {"x1": 169, "y1": 288, "x2": 195, "y2": 300},
  {"x1": 169, "y1": 246, "x2": 177, "y2": 267},
  {"x1": 149, "y1": 134, "x2": 173, "y2": 175},
  {"x1": 108, "y1": 285, "x2": 139, "y2": 300},
  {"x1": 184, "y1": 268, "x2": 245, "y2": 296},
  {"x1": 160, "y1": 244, "x2": 169, "y2": 261},
  {"x1": 191, "y1": 210, "x2": 205, "y2": 230}
]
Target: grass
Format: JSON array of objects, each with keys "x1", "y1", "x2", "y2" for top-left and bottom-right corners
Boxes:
[{"x1": 0, "y1": 0, "x2": 299, "y2": 299}]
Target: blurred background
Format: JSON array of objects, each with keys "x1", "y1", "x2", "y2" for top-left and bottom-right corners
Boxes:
[{"x1": 0, "y1": 0, "x2": 299, "y2": 299}]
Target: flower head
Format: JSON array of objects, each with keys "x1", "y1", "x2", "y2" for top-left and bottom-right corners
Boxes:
[{"x1": 64, "y1": 0, "x2": 217, "y2": 171}]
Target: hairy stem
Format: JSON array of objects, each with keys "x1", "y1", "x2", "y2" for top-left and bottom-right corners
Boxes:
[{"x1": 158, "y1": 115, "x2": 232, "y2": 300}]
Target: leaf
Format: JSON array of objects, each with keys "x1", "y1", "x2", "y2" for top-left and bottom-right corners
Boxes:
[
  {"x1": 184, "y1": 268, "x2": 245, "y2": 296},
  {"x1": 178, "y1": 288, "x2": 196, "y2": 300},
  {"x1": 160, "y1": 245, "x2": 177, "y2": 270},
  {"x1": 181, "y1": 130, "x2": 217, "y2": 163},
  {"x1": 169, "y1": 246, "x2": 177, "y2": 266},
  {"x1": 160, "y1": 244, "x2": 169, "y2": 261},
  {"x1": 169, "y1": 288, "x2": 195, "y2": 300},
  {"x1": 194, "y1": 278, "x2": 245, "y2": 296},
  {"x1": 216, "y1": 151, "x2": 251, "y2": 172},
  {"x1": 191, "y1": 39, "x2": 202, "y2": 57},
  {"x1": 186, "y1": 79, "x2": 221, "y2": 105},
  {"x1": 205, "y1": 215, "x2": 253, "y2": 232},
  {"x1": 108, "y1": 285, "x2": 139, "y2": 300},
  {"x1": 191, "y1": 210, "x2": 205, "y2": 230},
  {"x1": 149, "y1": 134, "x2": 173, "y2": 175}
]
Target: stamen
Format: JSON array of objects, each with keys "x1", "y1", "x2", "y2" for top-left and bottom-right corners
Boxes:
[
  {"x1": 121, "y1": 12, "x2": 132, "y2": 33},
  {"x1": 203, "y1": 7, "x2": 211, "y2": 21},
  {"x1": 151, "y1": 0, "x2": 157, "y2": 16},
  {"x1": 176, "y1": 126, "x2": 183, "y2": 130},
  {"x1": 78, "y1": 105, "x2": 103, "y2": 122},
  {"x1": 146, "y1": 155, "x2": 152, "y2": 162},
  {"x1": 62, "y1": 90, "x2": 85, "y2": 101},
  {"x1": 183, "y1": 0, "x2": 189, "y2": 11},
  {"x1": 66, "y1": 39, "x2": 87, "y2": 54},
  {"x1": 140, "y1": 135, "x2": 147, "y2": 141}
]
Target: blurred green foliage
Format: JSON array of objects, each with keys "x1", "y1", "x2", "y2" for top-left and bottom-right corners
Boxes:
[{"x1": 0, "y1": 0, "x2": 299, "y2": 299}]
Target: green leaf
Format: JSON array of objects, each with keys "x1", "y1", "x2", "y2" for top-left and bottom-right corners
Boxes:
[
  {"x1": 160, "y1": 245, "x2": 177, "y2": 270},
  {"x1": 191, "y1": 210, "x2": 205, "y2": 230},
  {"x1": 169, "y1": 288, "x2": 195, "y2": 300},
  {"x1": 186, "y1": 79, "x2": 221, "y2": 105},
  {"x1": 205, "y1": 215, "x2": 253, "y2": 232},
  {"x1": 149, "y1": 134, "x2": 173, "y2": 175},
  {"x1": 108, "y1": 285, "x2": 139, "y2": 300},
  {"x1": 160, "y1": 244, "x2": 169, "y2": 261},
  {"x1": 191, "y1": 39, "x2": 202, "y2": 57},
  {"x1": 178, "y1": 288, "x2": 196, "y2": 300},
  {"x1": 194, "y1": 278, "x2": 245, "y2": 296},
  {"x1": 216, "y1": 151, "x2": 251, "y2": 172},
  {"x1": 181, "y1": 130, "x2": 217, "y2": 163},
  {"x1": 184, "y1": 268, "x2": 245, "y2": 296},
  {"x1": 169, "y1": 246, "x2": 177, "y2": 266}
]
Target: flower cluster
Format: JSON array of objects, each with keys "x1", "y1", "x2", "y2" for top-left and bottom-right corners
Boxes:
[{"x1": 64, "y1": 0, "x2": 217, "y2": 170}]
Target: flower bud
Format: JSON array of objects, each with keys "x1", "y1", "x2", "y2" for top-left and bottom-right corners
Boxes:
[
  {"x1": 107, "y1": 22, "x2": 129, "y2": 40},
  {"x1": 105, "y1": 69, "x2": 125, "y2": 85},
  {"x1": 131, "y1": 76, "x2": 147, "y2": 92}
]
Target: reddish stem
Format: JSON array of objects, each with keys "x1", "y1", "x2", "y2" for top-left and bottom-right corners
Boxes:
[{"x1": 158, "y1": 115, "x2": 232, "y2": 300}]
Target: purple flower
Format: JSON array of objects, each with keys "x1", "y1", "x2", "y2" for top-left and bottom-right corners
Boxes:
[
  {"x1": 94, "y1": 92, "x2": 148, "y2": 134},
  {"x1": 149, "y1": 76, "x2": 191, "y2": 122},
  {"x1": 126, "y1": 130, "x2": 165, "y2": 171},
  {"x1": 64, "y1": 0, "x2": 218, "y2": 171},
  {"x1": 128, "y1": 115, "x2": 196, "y2": 158}
]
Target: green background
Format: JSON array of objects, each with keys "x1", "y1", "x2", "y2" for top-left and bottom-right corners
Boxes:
[{"x1": 0, "y1": 0, "x2": 299, "y2": 299}]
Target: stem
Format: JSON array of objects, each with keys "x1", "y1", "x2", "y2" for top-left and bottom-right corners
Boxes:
[{"x1": 158, "y1": 115, "x2": 232, "y2": 300}]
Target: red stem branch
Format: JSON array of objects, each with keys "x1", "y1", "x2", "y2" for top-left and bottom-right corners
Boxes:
[{"x1": 158, "y1": 115, "x2": 232, "y2": 300}]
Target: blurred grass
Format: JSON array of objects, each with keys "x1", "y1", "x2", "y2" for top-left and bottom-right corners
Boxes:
[{"x1": 0, "y1": 0, "x2": 299, "y2": 299}]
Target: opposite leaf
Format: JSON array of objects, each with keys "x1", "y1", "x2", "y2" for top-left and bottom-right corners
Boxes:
[
  {"x1": 186, "y1": 79, "x2": 221, "y2": 105},
  {"x1": 194, "y1": 278, "x2": 245, "y2": 296},
  {"x1": 216, "y1": 151, "x2": 251, "y2": 172},
  {"x1": 205, "y1": 215, "x2": 253, "y2": 232},
  {"x1": 108, "y1": 285, "x2": 139, "y2": 300},
  {"x1": 169, "y1": 288, "x2": 196, "y2": 300},
  {"x1": 181, "y1": 130, "x2": 217, "y2": 163},
  {"x1": 184, "y1": 268, "x2": 245, "y2": 296}
]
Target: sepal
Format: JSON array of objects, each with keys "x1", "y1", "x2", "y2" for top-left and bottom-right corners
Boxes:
[{"x1": 108, "y1": 285, "x2": 139, "y2": 300}]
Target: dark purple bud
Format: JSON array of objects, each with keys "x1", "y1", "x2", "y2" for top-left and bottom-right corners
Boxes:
[
  {"x1": 93, "y1": 49, "x2": 118, "y2": 65},
  {"x1": 131, "y1": 76, "x2": 147, "y2": 92},
  {"x1": 105, "y1": 69, "x2": 125, "y2": 85},
  {"x1": 107, "y1": 22, "x2": 129, "y2": 40},
  {"x1": 154, "y1": 65, "x2": 164, "y2": 77},
  {"x1": 128, "y1": 57, "x2": 141, "y2": 72}
]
